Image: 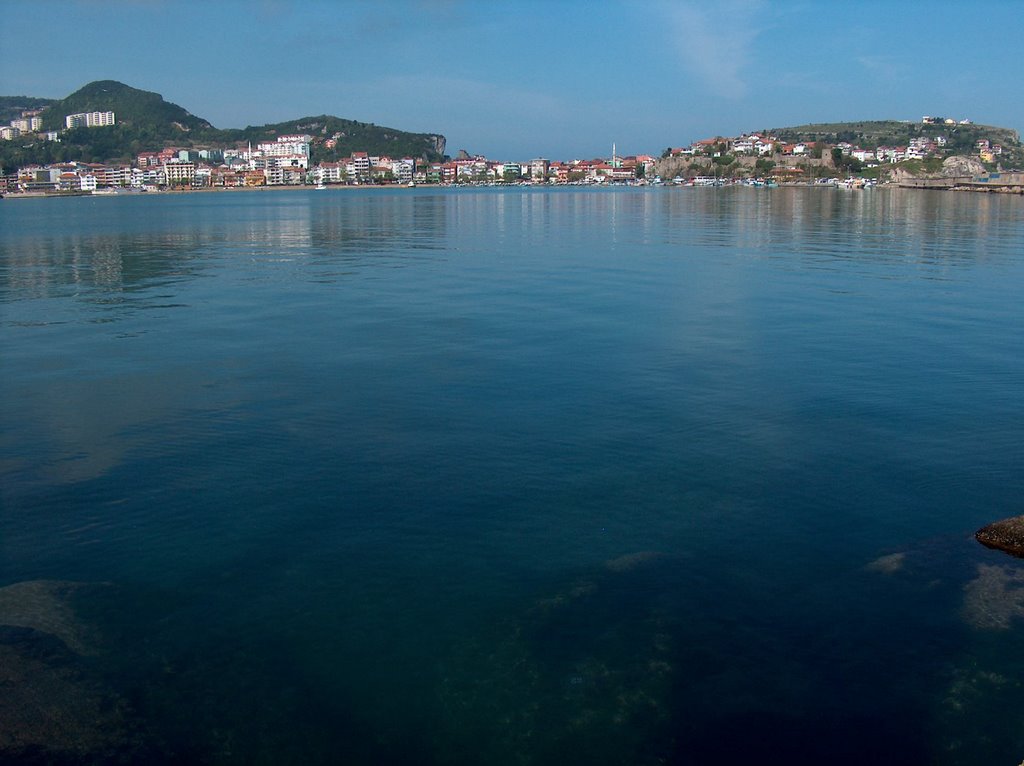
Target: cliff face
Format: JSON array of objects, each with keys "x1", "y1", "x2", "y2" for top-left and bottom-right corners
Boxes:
[
  {"x1": 652, "y1": 152, "x2": 831, "y2": 180},
  {"x1": 891, "y1": 155, "x2": 986, "y2": 184},
  {"x1": 941, "y1": 155, "x2": 985, "y2": 177}
]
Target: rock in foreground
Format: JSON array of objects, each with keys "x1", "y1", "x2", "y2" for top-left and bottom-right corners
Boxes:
[{"x1": 976, "y1": 515, "x2": 1024, "y2": 557}]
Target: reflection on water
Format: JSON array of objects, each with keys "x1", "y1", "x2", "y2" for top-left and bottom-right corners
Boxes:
[
  {"x1": 4, "y1": 188, "x2": 1016, "y2": 309},
  {"x1": 0, "y1": 192, "x2": 451, "y2": 309},
  {"x1": 2, "y1": 187, "x2": 1024, "y2": 764}
]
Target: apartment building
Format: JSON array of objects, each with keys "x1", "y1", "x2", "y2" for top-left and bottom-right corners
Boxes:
[
  {"x1": 257, "y1": 135, "x2": 312, "y2": 158},
  {"x1": 65, "y1": 111, "x2": 116, "y2": 129}
]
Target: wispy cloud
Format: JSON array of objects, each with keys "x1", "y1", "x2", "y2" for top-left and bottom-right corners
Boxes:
[{"x1": 661, "y1": 0, "x2": 765, "y2": 99}]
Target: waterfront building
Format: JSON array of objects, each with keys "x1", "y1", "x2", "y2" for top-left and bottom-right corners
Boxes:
[
  {"x1": 58, "y1": 172, "x2": 79, "y2": 191},
  {"x1": 529, "y1": 158, "x2": 550, "y2": 179},
  {"x1": 163, "y1": 160, "x2": 196, "y2": 184},
  {"x1": 350, "y1": 152, "x2": 371, "y2": 182},
  {"x1": 392, "y1": 158, "x2": 415, "y2": 183}
]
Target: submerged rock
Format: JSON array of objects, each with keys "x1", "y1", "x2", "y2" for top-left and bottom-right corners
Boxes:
[
  {"x1": 0, "y1": 628, "x2": 131, "y2": 758},
  {"x1": 865, "y1": 552, "x2": 906, "y2": 575},
  {"x1": 0, "y1": 580, "x2": 144, "y2": 762},
  {"x1": 603, "y1": 551, "x2": 665, "y2": 573},
  {"x1": 962, "y1": 563, "x2": 1024, "y2": 630},
  {"x1": 0, "y1": 580, "x2": 104, "y2": 655},
  {"x1": 436, "y1": 553, "x2": 679, "y2": 765},
  {"x1": 975, "y1": 515, "x2": 1024, "y2": 558}
]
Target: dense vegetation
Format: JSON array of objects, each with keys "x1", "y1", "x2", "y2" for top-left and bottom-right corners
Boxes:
[
  {"x1": 0, "y1": 80, "x2": 446, "y2": 172},
  {"x1": 39, "y1": 80, "x2": 215, "y2": 134},
  {"x1": 217, "y1": 115, "x2": 446, "y2": 164},
  {"x1": 0, "y1": 95, "x2": 56, "y2": 125}
]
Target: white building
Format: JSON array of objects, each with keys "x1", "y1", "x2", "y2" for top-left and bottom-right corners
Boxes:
[
  {"x1": 163, "y1": 160, "x2": 196, "y2": 184},
  {"x1": 257, "y1": 134, "x2": 312, "y2": 158},
  {"x1": 733, "y1": 138, "x2": 755, "y2": 155},
  {"x1": 264, "y1": 154, "x2": 309, "y2": 171},
  {"x1": 313, "y1": 162, "x2": 346, "y2": 184},
  {"x1": 499, "y1": 162, "x2": 524, "y2": 178},
  {"x1": 529, "y1": 158, "x2": 550, "y2": 178},
  {"x1": 875, "y1": 147, "x2": 906, "y2": 164},
  {"x1": 11, "y1": 116, "x2": 42, "y2": 132},
  {"x1": 65, "y1": 111, "x2": 116, "y2": 129},
  {"x1": 391, "y1": 158, "x2": 415, "y2": 183},
  {"x1": 350, "y1": 152, "x2": 370, "y2": 181}
]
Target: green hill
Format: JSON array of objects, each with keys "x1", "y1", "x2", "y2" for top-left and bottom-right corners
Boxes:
[
  {"x1": 0, "y1": 80, "x2": 447, "y2": 171},
  {"x1": 0, "y1": 81, "x2": 221, "y2": 168},
  {"x1": 219, "y1": 115, "x2": 446, "y2": 163},
  {"x1": 766, "y1": 119, "x2": 1023, "y2": 166},
  {"x1": 39, "y1": 80, "x2": 214, "y2": 134},
  {"x1": 0, "y1": 95, "x2": 57, "y2": 125}
]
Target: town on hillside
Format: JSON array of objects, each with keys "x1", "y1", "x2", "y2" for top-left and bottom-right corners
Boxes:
[{"x1": 1, "y1": 108, "x2": 1019, "y2": 195}]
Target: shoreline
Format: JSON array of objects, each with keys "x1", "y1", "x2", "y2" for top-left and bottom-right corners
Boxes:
[{"x1": 4, "y1": 181, "x2": 1022, "y2": 200}]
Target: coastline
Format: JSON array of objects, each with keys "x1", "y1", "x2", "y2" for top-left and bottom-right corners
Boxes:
[
  {"x1": 4, "y1": 180, "x2": 1023, "y2": 200},
  {"x1": 2, "y1": 184, "x2": 379, "y2": 200}
]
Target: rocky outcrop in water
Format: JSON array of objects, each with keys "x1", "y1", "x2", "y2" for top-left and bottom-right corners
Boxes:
[{"x1": 975, "y1": 514, "x2": 1024, "y2": 557}]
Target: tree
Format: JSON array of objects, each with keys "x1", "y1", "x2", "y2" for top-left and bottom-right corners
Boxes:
[
  {"x1": 831, "y1": 148, "x2": 864, "y2": 174},
  {"x1": 754, "y1": 158, "x2": 775, "y2": 177}
]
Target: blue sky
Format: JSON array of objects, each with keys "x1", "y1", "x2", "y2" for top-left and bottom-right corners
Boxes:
[{"x1": 3, "y1": 0, "x2": 1022, "y2": 160}]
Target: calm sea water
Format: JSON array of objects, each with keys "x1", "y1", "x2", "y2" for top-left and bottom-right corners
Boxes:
[{"x1": 2, "y1": 186, "x2": 1024, "y2": 764}]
